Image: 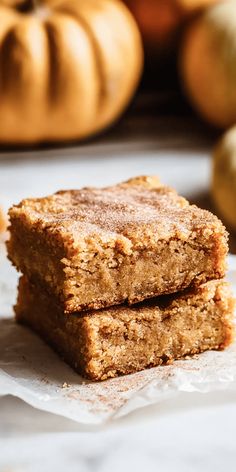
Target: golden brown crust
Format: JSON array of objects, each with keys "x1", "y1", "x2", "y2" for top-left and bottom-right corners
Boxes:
[
  {"x1": 8, "y1": 176, "x2": 226, "y2": 247},
  {"x1": 15, "y1": 276, "x2": 235, "y2": 381},
  {"x1": 8, "y1": 176, "x2": 229, "y2": 312}
]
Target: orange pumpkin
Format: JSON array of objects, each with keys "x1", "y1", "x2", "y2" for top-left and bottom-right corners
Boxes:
[
  {"x1": 212, "y1": 126, "x2": 236, "y2": 231},
  {"x1": 0, "y1": 0, "x2": 143, "y2": 144},
  {"x1": 123, "y1": 0, "x2": 218, "y2": 58},
  {"x1": 0, "y1": 207, "x2": 6, "y2": 233}
]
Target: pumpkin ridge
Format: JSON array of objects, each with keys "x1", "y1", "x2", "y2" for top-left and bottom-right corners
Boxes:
[
  {"x1": 56, "y1": 9, "x2": 106, "y2": 116},
  {"x1": 0, "y1": 16, "x2": 49, "y2": 141},
  {"x1": 0, "y1": 20, "x2": 35, "y2": 98},
  {"x1": 0, "y1": 26, "x2": 15, "y2": 96},
  {"x1": 44, "y1": 20, "x2": 60, "y2": 103}
]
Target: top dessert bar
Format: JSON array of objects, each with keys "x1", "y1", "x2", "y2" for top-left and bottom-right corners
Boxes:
[{"x1": 7, "y1": 176, "x2": 228, "y2": 313}]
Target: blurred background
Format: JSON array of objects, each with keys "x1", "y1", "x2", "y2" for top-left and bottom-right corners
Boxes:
[{"x1": 0, "y1": 0, "x2": 236, "y2": 251}]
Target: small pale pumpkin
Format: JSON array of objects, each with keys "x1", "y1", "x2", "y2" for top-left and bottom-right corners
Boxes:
[
  {"x1": 212, "y1": 126, "x2": 236, "y2": 232},
  {"x1": 180, "y1": 0, "x2": 236, "y2": 128},
  {"x1": 0, "y1": 0, "x2": 143, "y2": 144}
]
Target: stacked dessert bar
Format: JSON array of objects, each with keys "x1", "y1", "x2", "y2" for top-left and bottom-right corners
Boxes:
[{"x1": 7, "y1": 176, "x2": 235, "y2": 381}]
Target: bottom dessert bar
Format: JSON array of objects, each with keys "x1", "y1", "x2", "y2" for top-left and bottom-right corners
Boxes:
[{"x1": 15, "y1": 277, "x2": 235, "y2": 381}]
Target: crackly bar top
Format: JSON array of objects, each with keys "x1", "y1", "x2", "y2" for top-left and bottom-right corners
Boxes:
[{"x1": 7, "y1": 176, "x2": 228, "y2": 312}]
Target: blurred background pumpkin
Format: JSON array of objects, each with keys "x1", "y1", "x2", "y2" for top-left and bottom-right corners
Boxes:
[
  {"x1": 180, "y1": 0, "x2": 236, "y2": 129},
  {"x1": 123, "y1": 0, "x2": 218, "y2": 85},
  {"x1": 212, "y1": 126, "x2": 236, "y2": 232},
  {"x1": 0, "y1": 0, "x2": 143, "y2": 144},
  {"x1": 0, "y1": 207, "x2": 6, "y2": 233}
]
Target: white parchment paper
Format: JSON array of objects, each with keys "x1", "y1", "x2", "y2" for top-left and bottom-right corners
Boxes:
[{"x1": 0, "y1": 239, "x2": 236, "y2": 425}]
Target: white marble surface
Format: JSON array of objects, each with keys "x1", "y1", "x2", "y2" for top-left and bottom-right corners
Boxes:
[
  {"x1": 0, "y1": 116, "x2": 236, "y2": 471},
  {"x1": 0, "y1": 146, "x2": 210, "y2": 208},
  {"x1": 1, "y1": 391, "x2": 236, "y2": 472}
]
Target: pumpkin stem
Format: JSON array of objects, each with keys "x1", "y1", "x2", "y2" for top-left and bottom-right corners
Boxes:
[{"x1": 15, "y1": 0, "x2": 38, "y2": 13}]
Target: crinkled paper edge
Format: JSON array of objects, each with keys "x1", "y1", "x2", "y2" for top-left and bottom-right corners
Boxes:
[{"x1": 0, "y1": 245, "x2": 236, "y2": 425}]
